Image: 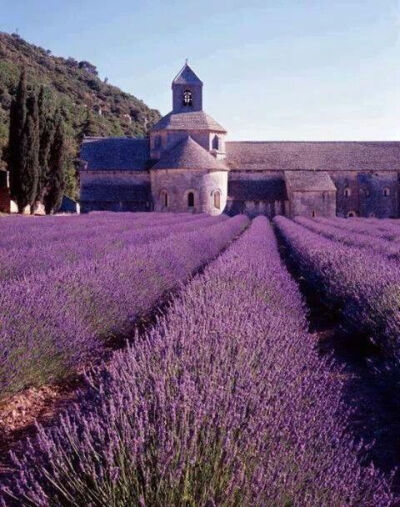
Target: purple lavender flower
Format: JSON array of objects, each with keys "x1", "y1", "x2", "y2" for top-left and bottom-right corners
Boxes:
[{"x1": 1, "y1": 216, "x2": 394, "y2": 505}]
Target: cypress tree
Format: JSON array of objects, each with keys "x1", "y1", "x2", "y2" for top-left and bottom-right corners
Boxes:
[
  {"x1": 8, "y1": 69, "x2": 27, "y2": 208},
  {"x1": 19, "y1": 93, "x2": 40, "y2": 213},
  {"x1": 35, "y1": 86, "x2": 55, "y2": 208},
  {"x1": 44, "y1": 114, "x2": 65, "y2": 214}
]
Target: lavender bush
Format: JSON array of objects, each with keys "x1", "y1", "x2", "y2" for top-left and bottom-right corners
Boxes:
[
  {"x1": 294, "y1": 216, "x2": 400, "y2": 258},
  {"x1": 0, "y1": 212, "x2": 207, "y2": 248},
  {"x1": 1, "y1": 216, "x2": 393, "y2": 506},
  {"x1": 314, "y1": 216, "x2": 400, "y2": 241},
  {"x1": 0, "y1": 213, "x2": 228, "y2": 281},
  {"x1": 274, "y1": 216, "x2": 400, "y2": 358},
  {"x1": 0, "y1": 214, "x2": 247, "y2": 398}
]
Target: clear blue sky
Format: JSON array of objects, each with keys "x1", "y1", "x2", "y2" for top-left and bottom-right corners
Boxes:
[{"x1": 2, "y1": 0, "x2": 399, "y2": 140}]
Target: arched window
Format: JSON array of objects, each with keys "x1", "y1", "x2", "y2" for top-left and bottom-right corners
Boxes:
[
  {"x1": 213, "y1": 190, "x2": 221, "y2": 209},
  {"x1": 312, "y1": 210, "x2": 316, "y2": 218},
  {"x1": 383, "y1": 187, "x2": 390, "y2": 197},
  {"x1": 183, "y1": 89, "x2": 192, "y2": 107},
  {"x1": 347, "y1": 211, "x2": 357, "y2": 218},
  {"x1": 187, "y1": 191, "x2": 194, "y2": 208},
  {"x1": 344, "y1": 187, "x2": 351, "y2": 198},
  {"x1": 212, "y1": 135, "x2": 220, "y2": 151},
  {"x1": 160, "y1": 190, "x2": 168, "y2": 208},
  {"x1": 154, "y1": 135, "x2": 161, "y2": 148}
]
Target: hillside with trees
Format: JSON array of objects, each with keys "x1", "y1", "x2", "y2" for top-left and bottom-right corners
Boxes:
[{"x1": 0, "y1": 32, "x2": 161, "y2": 199}]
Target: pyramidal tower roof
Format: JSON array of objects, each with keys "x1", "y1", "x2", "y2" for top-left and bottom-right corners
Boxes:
[
  {"x1": 152, "y1": 136, "x2": 228, "y2": 171},
  {"x1": 172, "y1": 62, "x2": 203, "y2": 86}
]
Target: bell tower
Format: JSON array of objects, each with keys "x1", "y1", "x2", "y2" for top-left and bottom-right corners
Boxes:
[{"x1": 172, "y1": 62, "x2": 203, "y2": 113}]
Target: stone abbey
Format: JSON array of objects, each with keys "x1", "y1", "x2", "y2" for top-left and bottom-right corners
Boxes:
[{"x1": 79, "y1": 63, "x2": 400, "y2": 218}]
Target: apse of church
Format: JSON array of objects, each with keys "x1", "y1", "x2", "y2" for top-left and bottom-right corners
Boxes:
[{"x1": 79, "y1": 63, "x2": 400, "y2": 218}]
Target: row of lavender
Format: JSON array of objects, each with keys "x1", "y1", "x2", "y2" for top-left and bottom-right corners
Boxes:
[
  {"x1": 0, "y1": 213, "x2": 248, "y2": 398},
  {"x1": 1, "y1": 217, "x2": 393, "y2": 506},
  {"x1": 315, "y1": 217, "x2": 400, "y2": 241},
  {"x1": 294, "y1": 216, "x2": 400, "y2": 259},
  {"x1": 0, "y1": 213, "x2": 224, "y2": 281},
  {"x1": 295, "y1": 217, "x2": 400, "y2": 260},
  {"x1": 0, "y1": 212, "x2": 203, "y2": 247},
  {"x1": 274, "y1": 216, "x2": 400, "y2": 359}
]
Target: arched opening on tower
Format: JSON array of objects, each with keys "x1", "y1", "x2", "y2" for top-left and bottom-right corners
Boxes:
[
  {"x1": 212, "y1": 135, "x2": 220, "y2": 151},
  {"x1": 183, "y1": 89, "x2": 193, "y2": 107},
  {"x1": 187, "y1": 191, "x2": 194, "y2": 208}
]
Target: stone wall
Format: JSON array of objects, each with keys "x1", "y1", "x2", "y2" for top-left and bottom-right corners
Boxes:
[
  {"x1": 226, "y1": 171, "x2": 288, "y2": 218},
  {"x1": 150, "y1": 168, "x2": 228, "y2": 215},
  {"x1": 150, "y1": 130, "x2": 226, "y2": 160},
  {"x1": 288, "y1": 190, "x2": 336, "y2": 218},
  {"x1": 228, "y1": 169, "x2": 399, "y2": 218},
  {"x1": 226, "y1": 198, "x2": 288, "y2": 218},
  {"x1": 331, "y1": 171, "x2": 399, "y2": 217},
  {"x1": 79, "y1": 165, "x2": 400, "y2": 218},
  {"x1": 80, "y1": 171, "x2": 151, "y2": 213},
  {"x1": 172, "y1": 83, "x2": 202, "y2": 113}
]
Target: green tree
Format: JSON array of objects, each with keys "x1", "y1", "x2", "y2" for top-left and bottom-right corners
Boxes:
[
  {"x1": 8, "y1": 69, "x2": 27, "y2": 209},
  {"x1": 44, "y1": 114, "x2": 65, "y2": 214},
  {"x1": 35, "y1": 86, "x2": 55, "y2": 207},
  {"x1": 80, "y1": 110, "x2": 100, "y2": 138},
  {"x1": 20, "y1": 92, "x2": 40, "y2": 213}
]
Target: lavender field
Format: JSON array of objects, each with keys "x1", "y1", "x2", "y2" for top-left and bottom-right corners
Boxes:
[{"x1": 1, "y1": 212, "x2": 400, "y2": 505}]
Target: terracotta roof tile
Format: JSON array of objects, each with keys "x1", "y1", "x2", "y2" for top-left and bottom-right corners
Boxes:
[
  {"x1": 225, "y1": 141, "x2": 400, "y2": 171},
  {"x1": 151, "y1": 111, "x2": 226, "y2": 133},
  {"x1": 152, "y1": 136, "x2": 228, "y2": 171},
  {"x1": 172, "y1": 63, "x2": 203, "y2": 85},
  {"x1": 80, "y1": 137, "x2": 150, "y2": 171},
  {"x1": 284, "y1": 170, "x2": 336, "y2": 192}
]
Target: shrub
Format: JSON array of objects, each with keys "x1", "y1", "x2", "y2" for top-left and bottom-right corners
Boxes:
[{"x1": 1, "y1": 217, "x2": 393, "y2": 505}]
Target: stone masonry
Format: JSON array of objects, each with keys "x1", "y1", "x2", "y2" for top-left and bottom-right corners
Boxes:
[{"x1": 79, "y1": 63, "x2": 400, "y2": 218}]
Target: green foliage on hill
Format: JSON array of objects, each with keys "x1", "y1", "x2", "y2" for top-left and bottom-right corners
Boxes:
[{"x1": 0, "y1": 32, "x2": 161, "y2": 199}]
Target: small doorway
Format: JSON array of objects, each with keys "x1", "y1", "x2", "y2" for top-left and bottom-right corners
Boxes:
[
  {"x1": 160, "y1": 190, "x2": 168, "y2": 209},
  {"x1": 187, "y1": 191, "x2": 194, "y2": 208}
]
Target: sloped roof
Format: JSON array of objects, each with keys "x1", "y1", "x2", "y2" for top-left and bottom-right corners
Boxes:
[
  {"x1": 80, "y1": 137, "x2": 150, "y2": 171},
  {"x1": 151, "y1": 111, "x2": 226, "y2": 133},
  {"x1": 152, "y1": 136, "x2": 228, "y2": 171},
  {"x1": 225, "y1": 141, "x2": 400, "y2": 171},
  {"x1": 285, "y1": 170, "x2": 336, "y2": 192},
  {"x1": 172, "y1": 63, "x2": 203, "y2": 85},
  {"x1": 229, "y1": 178, "x2": 287, "y2": 201},
  {"x1": 81, "y1": 183, "x2": 150, "y2": 202}
]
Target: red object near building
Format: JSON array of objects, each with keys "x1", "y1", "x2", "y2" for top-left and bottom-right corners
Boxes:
[{"x1": 0, "y1": 170, "x2": 11, "y2": 213}]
